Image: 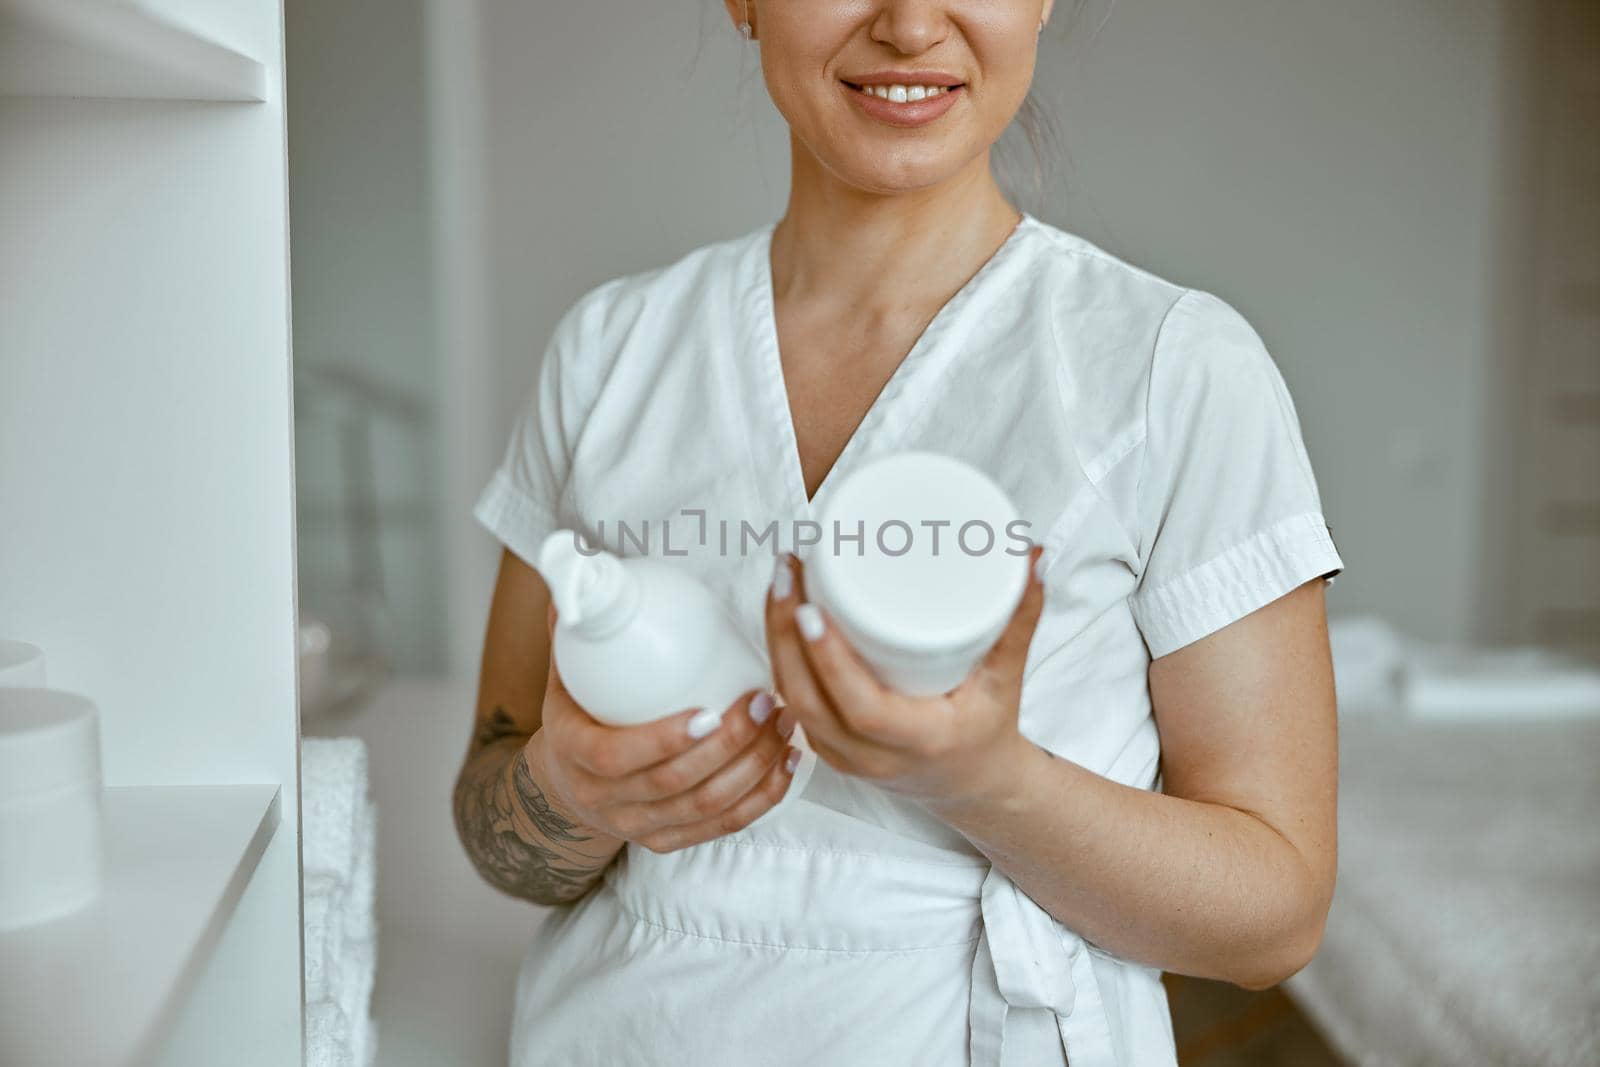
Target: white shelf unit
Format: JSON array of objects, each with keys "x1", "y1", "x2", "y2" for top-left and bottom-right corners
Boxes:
[
  {"x1": 0, "y1": 0, "x2": 265, "y2": 101},
  {"x1": 0, "y1": 786, "x2": 281, "y2": 1065},
  {"x1": 0, "y1": 1, "x2": 302, "y2": 1064}
]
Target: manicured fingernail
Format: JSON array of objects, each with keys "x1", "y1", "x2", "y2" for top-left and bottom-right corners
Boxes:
[
  {"x1": 687, "y1": 707, "x2": 723, "y2": 739},
  {"x1": 771, "y1": 554, "x2": 793, "y2": 601},
  {"x1": 795, "y1": 603, "x2": 824, "y2": 641},
  {"x1": 784, "y1": 747, "x2": 802, "y2": 774},
  {"x1": 777, "y1": 710, "x2": 796, "y2": 739},
  {"x1": 1033, "y1": 551, "x2": 1049, "y2": 582},
  {"x1": 749, "y1": 691, "x2": 775, "y2": 725}
]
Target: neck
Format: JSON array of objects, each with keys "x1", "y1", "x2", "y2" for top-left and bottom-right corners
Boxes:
[{"x1": 770, "y1": 139, "x2": 1022, "y2": 308}]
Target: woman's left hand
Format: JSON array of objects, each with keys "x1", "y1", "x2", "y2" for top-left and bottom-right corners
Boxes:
[{"x1": 764, "y1": 546, "x2": 1046, "y2": 807}]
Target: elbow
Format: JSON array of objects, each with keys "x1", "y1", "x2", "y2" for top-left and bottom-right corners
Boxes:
[
  {"x1": 1228, "y1": 904, "x2": 1329, "y2": 992},
  {"x1": 1222, "y1": 837, "x2": 1336, "y2": 992},
  {"x1": 1231, "y1": 933, "x2": 1320, "y2": 991}
]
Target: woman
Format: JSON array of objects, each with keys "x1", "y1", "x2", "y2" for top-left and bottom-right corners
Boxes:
[{"x1": 454, "y1": 2, "x2": 1344, "y2": 1064}]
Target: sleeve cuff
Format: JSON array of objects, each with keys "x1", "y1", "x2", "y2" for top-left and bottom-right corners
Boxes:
[
  {"x1": 1128, "y1": 511, "x2": 1345, "y2": 660},
  {"x1": 472, "y1": 468, "x2": 562, "y2": 571}
]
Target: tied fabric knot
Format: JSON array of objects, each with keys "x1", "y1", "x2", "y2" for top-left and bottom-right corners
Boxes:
[{"x1": 969, "y1": 867, "x2": 1121, "y2": 1067}]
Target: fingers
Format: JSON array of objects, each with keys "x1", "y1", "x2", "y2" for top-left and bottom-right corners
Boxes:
[
  {"x1": 790, "y1": 598, "x2": 919, "y2": 747},
  {"x1": 765, "y1": 554, "x2": 855, "y2": 753},
  {"x1": 633, "y1": 746, "x2": 800, "y2": 854},
  {"x1": 964, "y1": 545, "x2": 1046, "y2": 698},
  {"x1": 548, "y1": 683, "x2": 749, "y2": 780},
  {"x1": 608, "y1": 690, "x2": 789, "y2": 804},
  {"x1": 614, "y1": 713, "x2": 792, "y2": 828}
]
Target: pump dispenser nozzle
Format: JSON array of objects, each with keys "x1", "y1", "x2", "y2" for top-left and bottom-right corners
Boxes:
[{"x1": 537, "y1": 531, "x2": 639, "y2": 637}]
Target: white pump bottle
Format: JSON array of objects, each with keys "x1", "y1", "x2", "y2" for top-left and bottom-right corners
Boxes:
[{"x1": 536, "y1": 531, "x2": 816, "y2": 811}]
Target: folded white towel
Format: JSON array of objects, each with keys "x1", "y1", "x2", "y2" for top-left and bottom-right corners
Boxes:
[
  {"x1": 338, "y1": 928, "x2": 377, "y2": 1040},
  {"x1": 344, "y1": 797, "x2": 377, "y2": 945},
  {"x1": 302, "y1": 737, "x2": 370, "y2": 884},
  {"x1": 302, "y1": 874, "x2": 346, "y2": 1006},
  {"x1": 1327, "y1": 614, "x2": 1405, "y2": 711},
  {"x1": 305, "y1": 999, "x2": 353, "y2": 1067},
  {"x1": 302, "y1": 737, "x2": 378, "y2": 1067},
  {"x1": 1403, "y1": 644, "x2": 1600, "y2": 720},
  {"x1": 362, "y1": 1018, "x2": 378, "y2": 1067}
]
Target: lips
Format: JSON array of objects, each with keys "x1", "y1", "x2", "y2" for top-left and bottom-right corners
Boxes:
[{"x1": 841, "y1": 77, "x2": 964, "y2": 128}]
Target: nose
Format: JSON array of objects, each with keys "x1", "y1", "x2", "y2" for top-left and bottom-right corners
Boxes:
[{"x1": 869, "y1": 0, "x2": 952, "y2": 56}]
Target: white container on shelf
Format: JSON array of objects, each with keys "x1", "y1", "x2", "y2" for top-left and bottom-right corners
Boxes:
[
  {"x1": 0, "y1": 688, "x2": 104, "y2": 930},
  {"x1": 804, "y1": 451, "x2": 1031, "y2": 696},
  {"x1": 537, "y1": 531, "x2": 817, "y2": 817},
  {"x1": 0, "y1": 640, "x2": 46, "y2": 688}
]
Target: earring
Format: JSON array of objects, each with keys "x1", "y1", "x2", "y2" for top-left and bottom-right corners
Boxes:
[
  {"x1": 739, "y1": 0, "x2": 753, "y2": 39},
  {"x1": 739, "y1": 20, "x2": 752, "y2": 39}
]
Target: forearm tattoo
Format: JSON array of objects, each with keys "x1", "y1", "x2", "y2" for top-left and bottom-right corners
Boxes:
[{"x1": 453, "y1": 707, "x2": 611, "y2": 905}]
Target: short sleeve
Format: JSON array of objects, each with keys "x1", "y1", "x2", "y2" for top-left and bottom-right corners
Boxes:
[
  {"x1": 1128, "y1": 289, "x2": 1344, "y2": 659},
  {"x1": 471, "y1": 299, "x2": 590, "y2": 569}
]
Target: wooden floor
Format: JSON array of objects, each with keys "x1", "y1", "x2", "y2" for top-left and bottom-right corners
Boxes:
[{"x1": 1164, "y1": 975, "x2": 1346, "y2": 1067}]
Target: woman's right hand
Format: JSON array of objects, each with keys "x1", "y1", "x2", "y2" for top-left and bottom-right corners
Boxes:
[{"x1": 528, "y1": 608, "x2": 801, "y2": 854}]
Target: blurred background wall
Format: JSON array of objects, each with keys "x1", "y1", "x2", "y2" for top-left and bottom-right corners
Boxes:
[
  {"x1": 290, "y1": 0, "x2": 1583, "y2": 684},
  {"x1": 288, "y1": 0, "x2": 445, "y2": 677},
  {"x1": 286, "y1": 2, "x2": 1593, "y2": 1064}
]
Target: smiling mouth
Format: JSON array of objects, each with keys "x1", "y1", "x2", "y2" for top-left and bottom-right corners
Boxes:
[{"x1": 841, "y1": 81, "x2": 964, "y2": 103}]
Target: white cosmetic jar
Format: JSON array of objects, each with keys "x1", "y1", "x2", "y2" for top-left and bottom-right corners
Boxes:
[
  {"x1": 0, "y1": 688, "x2": 104, "y2": 930},
  {"x1": 803, "y1": 452, "x2": 1031, "y2": 696},
  {"x1": 0, "y1": 640, "x2": 46, "y2": 688}
]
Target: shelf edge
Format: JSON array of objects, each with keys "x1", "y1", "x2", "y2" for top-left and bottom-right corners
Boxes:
[
  {"x1": 132, "y1": 785, "x2": 283, "y2": 1066},
  {"x1": 0, "y1": 0, "x2": 267, "y2": 103}
]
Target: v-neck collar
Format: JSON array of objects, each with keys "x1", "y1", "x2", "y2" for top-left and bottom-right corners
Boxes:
[{"x1": 748, "y1": 212, "x2": 1037, "y2": 519}]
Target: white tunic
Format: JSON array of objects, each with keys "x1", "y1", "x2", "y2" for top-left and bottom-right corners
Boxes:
[{"x1": 473, "y1": 212, "x2": 1345, "y2": 1066}]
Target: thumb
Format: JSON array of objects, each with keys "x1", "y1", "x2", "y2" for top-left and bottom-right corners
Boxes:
[{"x1": 973, "y1": 546, "x2": 1046, "y2": 690}]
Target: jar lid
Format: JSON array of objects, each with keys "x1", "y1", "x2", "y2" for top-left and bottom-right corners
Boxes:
[
  {"x1": 0, "y1": 688, "x2": 101, "y2": 804},
  {"x1": 0, "y1": 640, "x2": 46, "y2": 688},
  {"x1": 805, "y1": 452, "x2": 1030, "y2": 654}
]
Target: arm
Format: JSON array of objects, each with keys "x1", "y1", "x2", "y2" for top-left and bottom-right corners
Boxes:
[
  {"x1": 768, "y1": 552, "x2": 1337, "y2": 990},
  {"x1": 453, "y1": 548, "x2": 622, "y2": 905},
  {"x1": 925, "y1": 579, "x2": 1337, "y2": 989}
]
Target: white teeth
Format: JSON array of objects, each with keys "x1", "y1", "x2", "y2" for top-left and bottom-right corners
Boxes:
[{"x1": 857, "y1": 83, "x2": 949, "y2": 101}]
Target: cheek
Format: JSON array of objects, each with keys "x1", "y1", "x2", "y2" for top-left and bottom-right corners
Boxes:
[
  {"x1": 965, "y1": 18, "x2": 1041, "y2": 127},
  {"x1": 757, "y1": 15, "x2": 851, "y2": 116}
]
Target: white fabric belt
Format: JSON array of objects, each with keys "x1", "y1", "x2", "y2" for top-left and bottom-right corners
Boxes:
[{"x1": 970, "y1": 865, "x2": 1119, "y2": 1067}]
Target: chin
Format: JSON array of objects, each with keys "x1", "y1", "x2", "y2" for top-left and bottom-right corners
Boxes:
[{"x1": 824, "y1": 143, "x2": 974, "y2": 196}]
